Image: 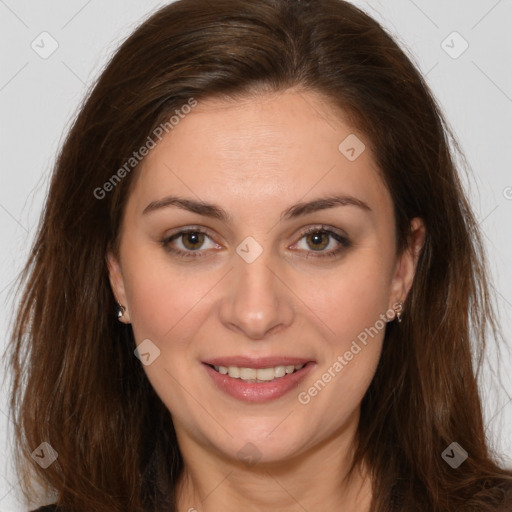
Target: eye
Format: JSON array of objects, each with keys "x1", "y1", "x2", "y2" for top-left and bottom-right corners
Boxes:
[
  {"x1": 161, "y1": 224, "x2": 351, "y2": 260},
  {"x1": 291, "y1": 225, "x2": 351, "y2": 259},
  {"x1": 161, "y1": 227, "x2": 218, "y2": 259}
]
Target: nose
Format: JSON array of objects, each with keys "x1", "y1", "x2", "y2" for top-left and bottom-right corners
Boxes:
[{"x1": 219, "y1": 246, "x2": 295, "y2": 341}]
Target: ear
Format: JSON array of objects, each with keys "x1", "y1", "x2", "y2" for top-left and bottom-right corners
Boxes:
[
  {"x1": 388, "y1": 217, "x2": 426, "y2": 311},
  {"x1": 106, "y1": 250, "x2": 131, "y2": 324}
]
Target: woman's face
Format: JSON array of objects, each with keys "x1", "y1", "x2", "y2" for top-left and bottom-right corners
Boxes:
[{"x1": 108, "y1": 89, "x2": 423, "y2": 466}]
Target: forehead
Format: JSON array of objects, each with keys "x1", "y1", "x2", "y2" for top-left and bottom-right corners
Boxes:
[{"x1": 127, "y1": 90, "x2": 392, "y2": 223}]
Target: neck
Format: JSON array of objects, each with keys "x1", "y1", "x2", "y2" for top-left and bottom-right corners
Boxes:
[{"x1": 174, "y1": 412, "x2": 372, "y2": 512}]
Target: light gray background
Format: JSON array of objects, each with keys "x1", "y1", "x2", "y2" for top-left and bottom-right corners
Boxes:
[{"x1": 1, "y1": 0, "x2": 511, "y2": 510}]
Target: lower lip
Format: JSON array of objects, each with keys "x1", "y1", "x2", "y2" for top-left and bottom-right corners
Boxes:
[{"x1": 203, "y1": 362, "x2": 315, "y2": 403}]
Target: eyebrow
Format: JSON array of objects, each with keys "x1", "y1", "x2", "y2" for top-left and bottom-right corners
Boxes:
[{"x1": 142, "y1": 194, "x2": 372, "y2": 222}]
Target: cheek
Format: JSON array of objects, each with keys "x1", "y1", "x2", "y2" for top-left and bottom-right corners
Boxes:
[
  {"x1": 121, "y1": 253, "x2": 210, "y2": 411},
  {"x1": 293, "y1": 251, "x2": 391, "y2": 412},
  {"x1": 124, "y1": 267, "x2": 173, "y2": 341},
  {"x1": 298, "y1": 251, "x2": 392, "y2": 345},
  {"x1": 296, "y1": 265, "x2": 388, "y2": 421},
  {"x1": 121, "y1": 243, "x2": 222, "y2": 353}
]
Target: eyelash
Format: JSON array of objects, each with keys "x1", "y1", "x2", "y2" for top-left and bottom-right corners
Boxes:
[{"x1": 160, "y1": 225, "x2": 351, "y2": 260}]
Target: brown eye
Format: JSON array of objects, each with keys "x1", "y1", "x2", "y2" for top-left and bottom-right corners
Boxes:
[
  {"x1": 161, "y1": 228, "x2": 218, "y2": 259},
  {"x1": 305, "y1": 231, "x2": 330, "y2": 251},
  {"x1": 180, "y1": 231, "x2": 206, "y2": 250},
  {"x1": 293, "y1": 226, "x2": 351, "y2": 259}
]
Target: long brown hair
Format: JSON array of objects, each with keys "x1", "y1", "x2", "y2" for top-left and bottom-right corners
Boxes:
[{"x1": 6, "y1": 0, "x2": 512, "y2": 510}]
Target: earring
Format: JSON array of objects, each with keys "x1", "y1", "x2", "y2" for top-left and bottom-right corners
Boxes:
[
  {"x1": 116, "y1": 302, "x2": 126, "y2": 319},
  {"x1": 395, "y1": 300, "x2": 404, "y2": 323}
]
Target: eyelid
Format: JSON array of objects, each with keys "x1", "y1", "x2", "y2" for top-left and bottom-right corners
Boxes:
[
  {"x1": 161, "y1": 225, "x2": 220, "y2": 254},
  {"x1": 161, "y1": 224, "x2": 351, "y2": 259},
  {"x1": 288, "y1": 225, "x2": 351, "y2": 258}
]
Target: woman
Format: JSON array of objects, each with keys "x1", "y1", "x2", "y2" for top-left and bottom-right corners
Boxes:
[{"x1": 7, "y1": 0, "x2": 512, "y2": 511}]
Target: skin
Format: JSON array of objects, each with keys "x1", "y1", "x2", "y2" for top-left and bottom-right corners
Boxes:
[{"x1": 107, "y1": 89, "x2": 425, "y2": 511}]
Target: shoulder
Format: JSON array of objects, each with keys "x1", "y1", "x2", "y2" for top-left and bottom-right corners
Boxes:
[{"x1": 31, "y1": 506, "x2": 58, "y2": 512}]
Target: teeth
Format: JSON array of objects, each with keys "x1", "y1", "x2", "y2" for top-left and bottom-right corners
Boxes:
[
  {"x1": 227, "y1": 366, "x2": 240, "y2": 378},
  {"x1": 274, "y1": 365, "x2": 286, "y2": 378},
  {"x1": 212, "y1": 363, "x2": 306, "y2": 382},
  {"x1": 255, "y1": 367, "x2": 275, "y2": 381},
  {"x1": 239, "y1": 367, "x2": 257, "y2": 380}
]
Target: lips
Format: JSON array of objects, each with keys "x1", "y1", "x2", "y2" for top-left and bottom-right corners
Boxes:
[
  {"x1": 202, "y1": 356, "x2": 315, "y2": 402},
  {"x1": 203, "y1": 356, "x2": 312, "y2": 369}
]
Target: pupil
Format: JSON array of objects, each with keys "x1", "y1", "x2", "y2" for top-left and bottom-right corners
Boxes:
[
  {"x1": 308, "y1": 232, "x2": 327, "y2": 250},
  {"x1": 184, "y1": 232, "x2": 203, "y2": 249}
]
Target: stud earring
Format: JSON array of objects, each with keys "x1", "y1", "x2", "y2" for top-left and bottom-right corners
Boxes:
[
  {"x1": 395, "y1": 300, "x2": 404, "y2": 323},
  {"x1": 116, "y1": 302, "x2": 126, "y2": 319}
]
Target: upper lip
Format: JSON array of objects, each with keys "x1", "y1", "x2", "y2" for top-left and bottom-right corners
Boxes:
[{"x1": 203, "y1": 356, "x2": 314, "y2": 369}]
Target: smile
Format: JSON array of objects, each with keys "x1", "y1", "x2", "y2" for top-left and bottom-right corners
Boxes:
[
  {"x1": 203, "y1": 360, "x2": 315, "y2": 402},
  {"x1": 211, "y1": 364, "x2": 306, "y2": 382}
]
